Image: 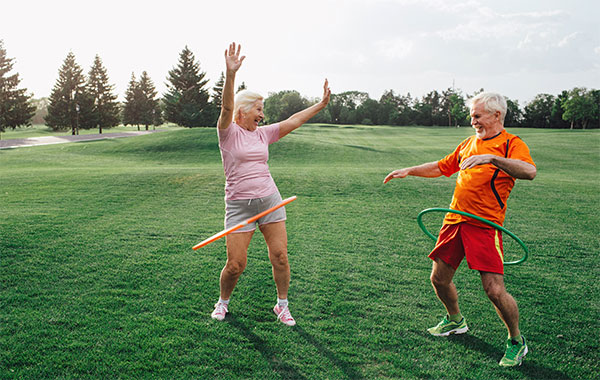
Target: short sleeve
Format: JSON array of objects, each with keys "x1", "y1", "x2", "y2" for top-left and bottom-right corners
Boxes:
[
  {"x1": 217, "y1": 122, "x2": 234, "y2": 143},
  {"x1": 508, "y1": 137, "x2": 535, "y2": 167},
  {"x1": 259, "y1": 123, "x2": 280, "y2": 144},
  {"x1": 437, "y1": 140, "x2": 465, "y2": 177}
]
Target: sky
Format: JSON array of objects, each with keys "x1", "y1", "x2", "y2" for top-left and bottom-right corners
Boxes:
[{"x1": 2, "y1": 0, "x2": 599, "y2": 105}]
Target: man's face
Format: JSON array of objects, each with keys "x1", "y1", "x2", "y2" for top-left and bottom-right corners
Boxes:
[{"x1": 470, "y1": 102, "x2": 501, "y2": 139}]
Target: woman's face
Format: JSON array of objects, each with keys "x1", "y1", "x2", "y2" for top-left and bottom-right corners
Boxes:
[{"x1": 240, "y1": 100, "x2": 264, "y2": 129}]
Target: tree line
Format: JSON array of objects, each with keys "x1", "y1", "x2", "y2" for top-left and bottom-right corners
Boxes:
[{"x1": 1, "y1": 39, "x2": 598, "y2": 136}]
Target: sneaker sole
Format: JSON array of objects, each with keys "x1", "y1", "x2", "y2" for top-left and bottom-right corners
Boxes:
[
  {"x1": 519, "y1": 346, "x2": 529, "y2": 365},
  {"x1": 429, "y1": 326, "x2": 469, "y2": 336}
]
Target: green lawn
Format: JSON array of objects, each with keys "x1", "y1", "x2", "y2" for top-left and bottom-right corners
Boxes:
[{"x1": 1, "y1": 125, "x2": 598, "y2": 379}]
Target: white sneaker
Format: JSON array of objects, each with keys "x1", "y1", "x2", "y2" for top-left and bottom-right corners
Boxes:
[
  {"x1": 211, "y1": 302, "x2": 228, "y2": 321},
  {"x1": 273, "y1": 304, "x2": 296, "y2": 326}
]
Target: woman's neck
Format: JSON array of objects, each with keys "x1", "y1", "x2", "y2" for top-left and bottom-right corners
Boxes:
[{"x1": 236, "y1": 120, "x2": 257, "y2": 131}]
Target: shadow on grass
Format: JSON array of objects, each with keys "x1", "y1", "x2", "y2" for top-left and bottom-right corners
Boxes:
[
  {"x1": 228, "y1": 315, "x2": 307, "y2": 380},
  {"x1": 294, "y1": 325, "x2": 363, "y2": 380},
  {"x1": 343, "y1": 144, "x2": 386, "y2": 153},
  {"x1": 228, "y1": 315, "x2": 362, "y2": 380},
  {"x1": 449, "y1": 334, "x2": 573, "y2": 379}
]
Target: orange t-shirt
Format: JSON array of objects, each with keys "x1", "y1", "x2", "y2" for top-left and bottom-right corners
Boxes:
[{"x1": 437, "y1": 130, "x2": 535, "y2": 227}]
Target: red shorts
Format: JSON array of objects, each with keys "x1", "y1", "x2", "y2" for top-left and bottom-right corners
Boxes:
[{"x1": 428, "y1": 222, "x2": 504, "y2": 274}]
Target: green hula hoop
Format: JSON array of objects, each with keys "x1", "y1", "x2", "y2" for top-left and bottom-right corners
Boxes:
[{"x1": 417, "y1": 208, "x2": 528, "y2": 266}]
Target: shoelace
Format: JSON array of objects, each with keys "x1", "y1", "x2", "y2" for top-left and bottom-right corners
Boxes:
[
  {"x1": 215, "y1": 303, "x2": 228, "y2": 315},
  {"x1": 505, "y1": 342, "x2": 521, "y2": 358},
  {"x1": 277, "y1": 307, "x2": 293, "y2": 321}
]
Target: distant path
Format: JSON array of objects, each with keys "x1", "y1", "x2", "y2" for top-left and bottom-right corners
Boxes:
[{"x1": 0, "y1": 130, "x2": 165, "y2": 150}]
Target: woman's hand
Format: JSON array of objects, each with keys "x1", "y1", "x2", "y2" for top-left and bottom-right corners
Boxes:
[
  {"x1": 219, "y1": 42, "x2": 244, "y2": 129},
  {"x1": 225, "y1": 42, "x2": 245, "y2": 74},
  {"x1": 320, "y1": 79, "x2": 331, "y2": 106}
]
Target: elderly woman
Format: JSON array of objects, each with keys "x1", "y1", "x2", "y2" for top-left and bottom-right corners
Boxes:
[{"x1": 211, "y1": 42, "x2": 330, "y2": 325}]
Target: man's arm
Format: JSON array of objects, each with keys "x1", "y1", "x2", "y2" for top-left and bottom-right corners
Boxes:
[
  {"x1": 460, "y1": 154, "x2": 536, "y2": 180},
  {"x1": 384, "y1": 161, "x2": 442, "y2": 184}
]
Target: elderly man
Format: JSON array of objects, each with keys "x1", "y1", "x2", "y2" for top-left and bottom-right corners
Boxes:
[{"x1": 384, "y1": 92, "x2": 536, "y2": 367}]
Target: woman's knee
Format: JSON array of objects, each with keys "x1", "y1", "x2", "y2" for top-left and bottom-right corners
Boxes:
[
  {"x1": 224, "y1": 259, "x2": 247, "y2": 277},
  {"x1": 269, "y1": 249, "x2": 289, "y2": 268}
]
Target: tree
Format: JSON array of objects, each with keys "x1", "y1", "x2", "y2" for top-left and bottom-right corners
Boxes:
[
  {"x1": 87, "y1": 55, "x2": 120, "y2": 133},
  {"x1": 441, "y1": 88, "x2": 469, "y2": 127},
  {"x1": 448, "y1": 93, "x2": 469, "y2": 127},
  {"x1": 163, "y1": 46, "x2": 210, "y2": 127},
  {"x1": 562, "y1": 87, "x2": 598, "y2": 129},
  {"x1": 377, "y1": 90, "x2": 399, "y2": 125},
  {"x1": 212, "y1": 72, "x2": 225, "y2": 108},
  {"x1": 550, "y1": 91, "x2": 569, "y2": 129},
  {"x1": 45, "y1": 52, "x2": 89, "y2": 134},
  {"x1": 0, "y1": 40, "x2": 35, "y2": 136},
  {"x1": 122, "y1": 73, "x2": 140, "y2": 129},
  {"x1": 237, "y1": 81, "x2": 247, "y2": 93},
  {"x1": 421, "y1": 90, "x2": 445, "y2": 126},
  {"x1": 356, "y1": 98, "x2": 380, "y2": 125},
  {"x1": 591, "y1": 90, "x2": 600, "y2": 129},
  {"x1": 523, "y1": 94, "x2": 554, "y2": 128},
  {"x1": 264, "y1": 90, "x2": 308, "y2": 123},
  {"x1": 328, "y1": 91, "x2": 369, "y2": 124},
  {"x1": 137, "y1": 71, "x2": 162, "y2": 130},
  {"x1": 505, "y1": 98, "x2": 523, "y2": 127},
  {"x1": 203, "y1": 71, "x2": 225, "y2": 126}
]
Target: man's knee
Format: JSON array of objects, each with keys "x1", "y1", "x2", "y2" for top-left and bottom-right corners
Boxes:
[
  {"x1": 430, "y1": 259, "x2": 454, "y2": 288},
  {"x1": 482, "y1": 277, "x2": 507, "y2": 303}
]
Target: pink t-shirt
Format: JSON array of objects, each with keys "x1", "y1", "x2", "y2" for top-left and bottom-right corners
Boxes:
[{"x1": 217, "y1": 122, "x2": 281, "y2": 200}]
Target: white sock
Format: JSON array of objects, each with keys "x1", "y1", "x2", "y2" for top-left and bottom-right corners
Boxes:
[
  {"x1": 219, "y1": 298, "x2": 229, "y2": 305},
  {"x1": 277, "y1": 298, "x2": 288, "y2": 308}
]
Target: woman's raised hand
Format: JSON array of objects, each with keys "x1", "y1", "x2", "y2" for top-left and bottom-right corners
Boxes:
[
  {"x1": 225, "y1": 42, "x2": 245, "y2": 74},
  {"x1": 321, "y1": 79, "x2": 331, "y2": 106}
]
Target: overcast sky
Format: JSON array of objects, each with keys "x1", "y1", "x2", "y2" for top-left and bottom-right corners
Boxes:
[{"x1": 2, "y1": 0, "x2": 599, "y2": 104}]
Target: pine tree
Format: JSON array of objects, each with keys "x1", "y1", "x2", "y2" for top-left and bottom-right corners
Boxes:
[
  {"x1": 87, "y1": 54, "x2": 120, "y2": 134},
  {"x1": 123, "y1": 73, "x2": 140, "y2": 129},
  {"x1": 138, "y1": 71, "x2": 161, "y2": 130},
  {"x1": 212, "y1": 71, "x2": 225, "y2": 107},
  {"x1": 45, "y1": 52, "x2": 88, "y2": 134},
  {"x1": 0, "y1": 40, "x2": 35, "y2": 135},
  {"x1": 163, "y1": 46, "x2": 210, "y2": 127},
  {"x1": 237, "y1": 81, "x2": 247, "y2": 93}
]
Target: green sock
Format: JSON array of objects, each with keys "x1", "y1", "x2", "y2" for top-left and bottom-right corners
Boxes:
[
  {"x1": 448, "y1": 313, "x2": 462, "y2": 322},
  {"x1": 510, "y1": 334, "x2": 523, "y2": 344}
]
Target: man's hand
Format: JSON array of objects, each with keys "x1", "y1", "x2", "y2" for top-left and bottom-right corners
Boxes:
[{"x1": 459, "y1": 154, "x2": 495, "y2": 170}]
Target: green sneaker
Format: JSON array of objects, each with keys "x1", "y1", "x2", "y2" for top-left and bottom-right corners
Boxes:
[
  {"x1": 427, "y1": 315, "x2": 468, "y2": 336},
  {"x1": 499, "y1": 336, "x2": 528, "y2": 367}
]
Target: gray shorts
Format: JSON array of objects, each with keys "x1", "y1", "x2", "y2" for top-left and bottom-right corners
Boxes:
[{"x1": 225, "y1": 191, "x2": 287, "y2": 233}]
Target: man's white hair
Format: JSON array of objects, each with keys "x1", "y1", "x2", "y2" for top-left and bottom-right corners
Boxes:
[
  {"x1": 467, "y1": 92, "x2": 507, "y2": 124},
  {"x1": 234, "y1": 90, "x2": 263, "y2": 122}
]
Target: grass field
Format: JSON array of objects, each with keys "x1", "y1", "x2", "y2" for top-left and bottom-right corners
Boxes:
[{"x1": 1, "y1": 124, "x2": 598, "y2": 379}]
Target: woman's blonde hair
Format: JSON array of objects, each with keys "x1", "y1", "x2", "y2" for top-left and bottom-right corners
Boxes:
[{"x1": 234, "y1": 90, "x2": 263, "y2": 123}]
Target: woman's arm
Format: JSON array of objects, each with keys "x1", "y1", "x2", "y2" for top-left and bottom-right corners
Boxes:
[
  {"x1": 278, "y1": 79, "x2": 331, "y2": 138},
  {"x1": 217, "y1": 43, "x2": 245, "y2": 130}
]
